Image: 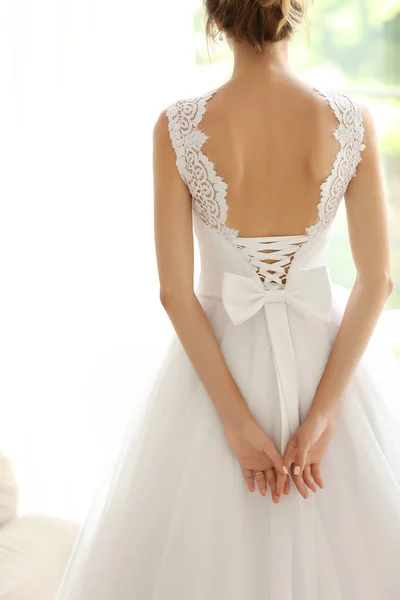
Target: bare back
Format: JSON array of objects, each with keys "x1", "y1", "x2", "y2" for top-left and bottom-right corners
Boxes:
[
  {"x1": 166, "y1": 78, "x2": 365, "y2": 288},
  {"x1": 200, "y1": 78, "x2": 341, "y2": 238}
]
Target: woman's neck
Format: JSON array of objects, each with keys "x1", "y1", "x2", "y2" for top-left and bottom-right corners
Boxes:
[{"x1": 230, "y1": 39, "x2": 291, "y2": 84}]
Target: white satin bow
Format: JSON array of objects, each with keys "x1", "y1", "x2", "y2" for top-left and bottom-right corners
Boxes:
[
  {"x1": 222, "y1": 266, "x2": 332, "y2": 327},
  {"x1": 222, "y1": 266, "x2": 332, "y2": 453}
]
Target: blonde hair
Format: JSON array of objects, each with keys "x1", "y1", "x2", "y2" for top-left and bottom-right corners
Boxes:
[{"x1": 205, "y1": 0, "x2": 308, "y2": 51}]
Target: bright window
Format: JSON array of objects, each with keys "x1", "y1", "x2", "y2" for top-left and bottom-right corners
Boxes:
[{"x1": 193, "y1": 1, "x2": 400, "y2": 316}]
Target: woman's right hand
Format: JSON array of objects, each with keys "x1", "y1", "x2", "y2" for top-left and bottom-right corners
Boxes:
[
  {"x1": 283, "y1": 408, "x2": 337, "y2": 499},
  {"x1": 224, "y1": 417, "x2": 290, "y2": 503}
]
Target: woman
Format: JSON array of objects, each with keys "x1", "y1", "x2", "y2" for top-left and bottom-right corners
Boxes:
[{"x1": 56, "y1": 1, "x2": 400, "y2": 598}]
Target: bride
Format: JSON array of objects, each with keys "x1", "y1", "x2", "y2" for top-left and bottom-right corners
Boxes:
[{"x1": 57, "y1": 1, "x2": 400, "y2": 598}]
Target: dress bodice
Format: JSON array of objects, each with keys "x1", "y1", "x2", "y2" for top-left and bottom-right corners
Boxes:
[{"x1": 166, "y1": 87, "x2": 366, "y2": 290}]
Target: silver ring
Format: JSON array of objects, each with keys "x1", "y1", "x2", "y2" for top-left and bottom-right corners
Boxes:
[{"x1": 253, "y1": 471, "x2": 264, "y2": 477}]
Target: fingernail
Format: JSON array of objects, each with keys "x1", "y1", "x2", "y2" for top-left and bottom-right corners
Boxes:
[
  {"x1": 283, "y1": 466, "x2": 289, "y2": 475},
  {"x1": 294, "y1": 466, "x2": 300, "y2": 475}
]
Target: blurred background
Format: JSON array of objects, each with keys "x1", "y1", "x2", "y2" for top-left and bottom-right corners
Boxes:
[
  {"x1": 193, "y1": 0, "x2": 400, "y2": 315},
  {"x1": 0, "y1": 0, "x2": 399, "y2": 528}
]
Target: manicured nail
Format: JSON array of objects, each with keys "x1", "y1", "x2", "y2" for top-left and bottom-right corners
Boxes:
[
  {"x1": 294, "y1": 466, "x2": 301, "y2": 475},
  {"x1": 283, "y1": 466, "x2": 289, "y2": 475}
]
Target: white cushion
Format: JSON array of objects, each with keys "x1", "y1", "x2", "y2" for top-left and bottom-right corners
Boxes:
[
  {"x1": 0, "y1": 453, "x2": 18, "y2": 526},
  {"x1": 0, "y1": 515, "x2": 80, "y2": 600}
]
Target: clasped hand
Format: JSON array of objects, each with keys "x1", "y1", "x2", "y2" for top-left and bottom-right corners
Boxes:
[{"x1": 224, "y1": 409, "x2": 336, "y2": 503}]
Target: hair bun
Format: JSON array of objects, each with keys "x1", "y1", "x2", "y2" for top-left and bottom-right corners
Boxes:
[
  {"x1": 205, "y1": 0, "x2": 307, "y2": 51},
  {"x1": 258, "y1": 0, "x2": 304, "y2": 36},
  {"x1": 257, "y1": 0, "x2": 290, "y2": 13},
  {"x1": 257, "y1": 0, "x2": 280, "y2": 6}
]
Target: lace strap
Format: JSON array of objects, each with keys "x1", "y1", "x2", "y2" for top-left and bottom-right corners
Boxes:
[
  {"x1": 325, "y1": 91, "x2": 366, "y2": 176},
  {"x1": 166, "y1": 91, "x2": 215, "y2": 186},
  {"x1": 351, "y1": 96, "x2": 367, "y2": 175},
  {"x1": 306, "y1": 89, "x2": 366, "y2": 237},
  {"x1": 165, "y1": 101, "x2": 187, "y2": 185},
  {"x1": 166, "y1": 87, "x2": 366, "y2": 241},
  {"x1": 165, "y1": 90, "x2": 234, "y2": 237}
]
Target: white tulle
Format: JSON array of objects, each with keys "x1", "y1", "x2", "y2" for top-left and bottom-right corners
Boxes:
[
  {"x1": 55, "y1": 88, "x2": 400, "y2": 599},
  {"x1": 55, "y1": 281, "x2": 400, "y2": 600}
]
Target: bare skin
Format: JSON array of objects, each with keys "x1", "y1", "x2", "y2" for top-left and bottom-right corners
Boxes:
[{"x1": 153, "y1": 37, "x2": 393, "y2": 502}]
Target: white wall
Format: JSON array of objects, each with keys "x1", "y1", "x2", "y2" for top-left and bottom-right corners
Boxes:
[{"x1": 0, "y1": 0, "x2": 198, "y2": 521}]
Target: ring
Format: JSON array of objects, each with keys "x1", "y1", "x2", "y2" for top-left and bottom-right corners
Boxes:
[{"x1": 253, "y1": 471, "x2": 264, "y2": 476}]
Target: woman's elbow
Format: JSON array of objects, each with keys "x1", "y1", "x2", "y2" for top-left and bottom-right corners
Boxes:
[
  {"x1": 159, "y1": 288, "x2": 175, "y2": 311},
  {"x1": 357, "y1": 271, "x2": 394, "y2": 298},
  {"x1": 159, "y1": 286, "x2": 194, "y2": 312},
  {"x1": 377, "y1": 272, "x2": 394, "y2": 298},
  {"x1": 385, "y1": 274, "x2": 394, "y2": 298}
]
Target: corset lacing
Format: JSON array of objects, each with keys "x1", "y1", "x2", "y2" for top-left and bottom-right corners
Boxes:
[{"x1": 234, "y1": 234, "x2": 308, "y2": 289}]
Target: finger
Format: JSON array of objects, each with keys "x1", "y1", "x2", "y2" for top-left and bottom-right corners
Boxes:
[
  {"x1": 283, "y1": 438, "x2": 297, "y2": 474},
  {"x1": 303, "y1": 465, "x2": 318, "y2": 492},
  {"x1": 265, "y1": 467, "x2": 280, "y2": 504},
  {"x1": 264, "y1": 440, "x2": 288, "y2": 495},
  {"x1": 243, "y1": 469, "x2": 255, "y2": 492},
  {"x1": 273, "y1": 460, "x2": 288, "y2": 497},
  {"x1": 291, "y1": 464, "x2": 309, "y2": 499},
  {"x1": 263, "y1": 440, "x2": 285, "y2": 476},
  {"x1": 293, "y1": 442, "x2": 309, "y2": 477},
  {"x1": 283, "y1": 476, "x2": 290, "y2": 495},
  {"x1": 254, "y1": 471, "x2": 268, "y2": 496},
  {"x1": 275, "y1": 470, "x2": 287, "y2": 497},
  {"x1": 311, "y1": 463, "x2": 324, "y2": 489}
]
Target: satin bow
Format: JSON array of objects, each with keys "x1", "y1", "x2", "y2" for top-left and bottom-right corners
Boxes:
[{"x1": 222, "y1": 266, "x2": 332, "y2": 453}]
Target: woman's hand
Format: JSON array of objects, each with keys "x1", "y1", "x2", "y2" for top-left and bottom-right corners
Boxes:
[
  {"x1": 224, "y1": 417, "x2": 290, "y2": 503},
  {"x1": 283, "y1": 408, "x2": 337, "y2": 499}
]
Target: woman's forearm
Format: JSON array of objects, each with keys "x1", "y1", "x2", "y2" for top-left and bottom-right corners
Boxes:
[
  {"x1": 309, "y1": 273, "x2": 393, "y2": 420},
  {"x1": 160, "y1": 289, "x2": 252, "y2": 429}
]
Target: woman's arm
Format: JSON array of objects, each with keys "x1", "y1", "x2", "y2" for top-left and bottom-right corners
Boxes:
[
  {"x1": 283, "y1": 103, "x2": 394, "y2": 490},
  {"x1": 308, "y1": 103, "x2": 393, "y2": 420},
  {"x1": 153, "y1": 110, "x2": 287, "y2": 499},
  {"x1": 153, "y1": 110, "x2": 251, "y2": 431}
]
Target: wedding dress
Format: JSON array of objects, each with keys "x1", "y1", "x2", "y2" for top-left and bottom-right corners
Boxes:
[{"x1": 56, "y1": 87, "x2": 400, "y2": 600}]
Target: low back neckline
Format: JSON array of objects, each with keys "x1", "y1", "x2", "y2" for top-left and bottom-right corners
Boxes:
[
  {"x1": 194, "y1": 84, "x2": 344, "y2": 243},
  {"x1": 235, "y1": 233, "x2": 309, "y2": 242},
  {"x1": 166, "y1": 84, "x2": 365, "y2": 287}
]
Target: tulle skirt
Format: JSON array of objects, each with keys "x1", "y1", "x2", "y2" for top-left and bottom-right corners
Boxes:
[{"x1": 56, "y1": 285, "x2": 400, "y2": 600}]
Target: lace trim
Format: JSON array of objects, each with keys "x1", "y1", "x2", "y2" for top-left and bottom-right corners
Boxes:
[
  {"x1": 167, "y1": 87, "x2": 366, "y2": 244},
  {"x1": 166, "y1": 90, "x2": 238, "y2": 237},
  {"x1": 306, "y1": 89, "x2": 366, "y2": 237}
]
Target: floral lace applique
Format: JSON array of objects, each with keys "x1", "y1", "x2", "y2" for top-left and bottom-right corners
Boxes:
[
  {"x1": 166, "y1": 91, "x2": 239, "y2": 239},
  {"x1": 306, "y1": 90, "x2": 366, "y2": 237},
  {"x1": 166, "y1": 87, "x2": 366, "y2": 285}
]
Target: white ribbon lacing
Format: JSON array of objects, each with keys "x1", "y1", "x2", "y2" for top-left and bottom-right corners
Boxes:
[{"x1": 233, "y1": 234, "x2": 308, "y2": 288}]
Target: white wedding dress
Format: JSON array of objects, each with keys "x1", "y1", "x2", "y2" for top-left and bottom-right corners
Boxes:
[{"x1": 56, "y1": 87, "x2": 400, "y2": 600}]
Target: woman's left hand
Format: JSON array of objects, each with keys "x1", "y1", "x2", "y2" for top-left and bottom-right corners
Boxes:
[{"x1": 282, "y1": 408, "x2": 337, "y2": 499}]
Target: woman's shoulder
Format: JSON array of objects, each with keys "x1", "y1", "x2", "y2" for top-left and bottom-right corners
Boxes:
[
  {"x1": 166, "y1": 88, "x2": 216, "y2": 113},
  {"x1": 314, "y1": 86, "x2": 372, "y2": 129},
  {"x1": 153, "y1": 88, "x2": 217, "y2": 157},
  {"x1": 314, "y1": 86, "x2": 373, "y2": 152},
  {"x1": 313, "y1": 85, "x2": 362, "y2": 115},
  {"x1": 155, "y1": 88, "x2": 216, "y2": 133}
]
